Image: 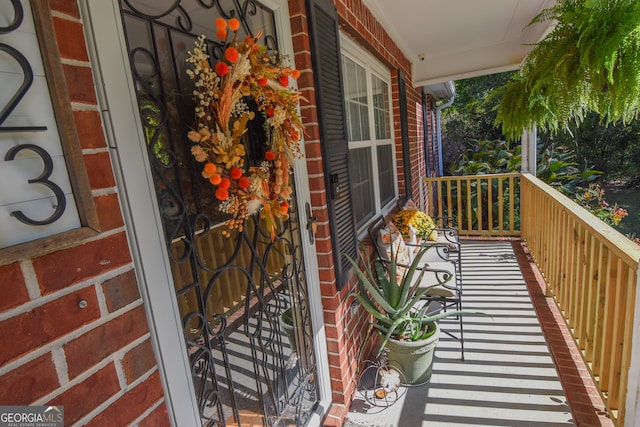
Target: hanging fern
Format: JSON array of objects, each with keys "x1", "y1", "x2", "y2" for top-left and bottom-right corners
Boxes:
[{"x1": 496, "y1": 0, "x2": 640, "y2": 140}]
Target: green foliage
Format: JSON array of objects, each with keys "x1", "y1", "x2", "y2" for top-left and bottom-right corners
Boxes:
[
  {"x1": 141, "y1": 99, "x2": 171, "y2": 166},
  {"x1": 542, "y1": 112, "x2": 640, "y2": 184},
  {"x1": 536, "y1": 143, "x2": 602, "y2": 194},
  {"x1": 442, "y1": 72, "x2": 515, "y2": 169},
  {"x1": 448, "y1": 139, "x2": 521, "y2": 231},
  {"x1": 496, "y1": 0, "x2": 640, "y2": 140},
  {"x1": 451, "y1": 138, "x2": 633, "y2": 231},
  {"x1": 280, "y1": 307, "x2": 294, "y2": 325},
  {"x1": 448, "y1": 139, "x2": 607, "y2": 231},
  {"x1": 450, "y1": 139, "x2": 521, "y2": 175}
]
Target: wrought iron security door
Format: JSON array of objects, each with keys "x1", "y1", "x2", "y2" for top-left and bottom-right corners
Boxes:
[{"x1": 118, "y1": 1, "x2": 319, "y2": 425}]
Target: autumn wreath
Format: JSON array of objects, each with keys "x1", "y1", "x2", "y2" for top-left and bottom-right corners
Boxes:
[{"x1": 186, "y1": 18, "x2": 303, "y2": 239}]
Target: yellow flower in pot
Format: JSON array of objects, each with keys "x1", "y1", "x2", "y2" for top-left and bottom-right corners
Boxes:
[{"x1": 392, "y1": 209, "x2": 437, "y2": 241}]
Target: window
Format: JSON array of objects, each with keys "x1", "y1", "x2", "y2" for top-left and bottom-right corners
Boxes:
[{"x1": 340, "y1": 37, "x2": 396, "y2": 229}]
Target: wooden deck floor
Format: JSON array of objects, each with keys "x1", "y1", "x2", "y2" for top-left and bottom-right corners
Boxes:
[{"x1": 345, "y1": 239, "x2": 614, "y2": 427}]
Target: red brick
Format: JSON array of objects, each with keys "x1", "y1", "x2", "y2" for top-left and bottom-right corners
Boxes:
[
  {"x1": 321, "y1": 293, "x2": 341, "y2": 310},
  {"x1": 84, "y1": 371, "x2": 165, "y2": 427},
  {"x1": 299, "y1": 88, "x2": 317, "y2": 110},
  {"x1": 329, "y1": 366, "x2": 343, "y2": 381},
  {"x1": 299, "y1": 115, "x2": 317, "y2": 136},
  {"x1": 303, "y1": 141, "x2": 322, "y2": 158},
  {"x1": 74, "y1": 110, "x2": 107, "y2": 149},
  {"x1": 84, "y1": 152, "x2": 116, "y2": 190},
  {"x1": 62, "y1": 64, "x2": 97, "y2": 105},
  {"x1": 136, "y1": 402, "x2": 171, "y2": 427},
  {"x1": 298, "y1": 86, "x2": 318, "y2": 107},
  {"x1": 322, "y1": 403, "x2": 347, "y2": 426},
  {"x1": 287, "y1": 0, "x2": 306, "y2": 16},
  {"x1": 49, "y1": 363, "x2": 120, "y2": 424},
  {"x1": 33, "y1": 232, "x2": 132, "y2": 294},
  {"x1": 314, "y1": 238, "x2": 332, "y2": 254},
  {"x1": 0, "y1": 262, "x2": 29, "y2": 311},
  {"x1": 94, "y1": 194, "x2": 125, "y2": 231},
  {"x1": 309, "y1": 191, "x2": 328, "y2": 208},
  {"x1": 121, "y1": 338, "x2": 156, "y2": 384},
  {"x1": 330, "y1": 381, "x2": 347, "y2": 402},
  {"x1": 308, "y1": 175, "x2": 326, "y2": 192},
  {"x1": 323, "y1": 414, "x2": 342, "y2": 427},
  {"x1": 65, "y1": 305, "x2": 149, "y2": 378},
  {"x1": 314, "y1": 217, "x2": 330, "y2": 234},
  {"x1": 0, "y1": 354, "x2": 59, "y2": 404},
  {"x1": 52, "y1": 17, "x2": 88, "y2": 61},
  {"x1": 317, "y1": 268, "x2": 336, "y2": 284},
  {"x1": 101, "y1": 269, "x2": 140, "y2": 313},
  {"x1": 295, "y1": 52, "x2": 313, "y2": 73},
  {"x1": 292, "y1": 35, "x2": 310, "y2": 54},
  {"x1": 289, "y1": 15, "x2": 306, "y2": 35},
  {"x1": 325, "y1": 339, "x2": 340, "y2": 356},
  {"x1": 0, "y1": 287, "x2": 99, "y2": 366},
  {"x1": 317, "y1": 253, "x2": 335, "y2": 269},
  {"x1": 50, "y1": 0, "x2": 81, "y2": 18}
]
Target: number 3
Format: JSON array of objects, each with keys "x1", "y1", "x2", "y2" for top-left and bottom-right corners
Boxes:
[{"x1": 4, "y1": 144, "x2": 66, "y2": 225}]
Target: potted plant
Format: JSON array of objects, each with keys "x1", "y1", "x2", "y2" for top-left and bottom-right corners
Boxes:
[
  {"x1": 392, "y1": 209, "x2": 437, "y2": 241},
  {"x1": 345, "y1": 244, "x2": 478, "y2": 385}
]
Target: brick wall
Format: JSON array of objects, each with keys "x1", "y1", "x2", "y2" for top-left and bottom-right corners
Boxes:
[
  {"x1": 0, "y1": 1, "x2": 169, "y2": 425},
  {"x1": 289, "y1": 1, "x2": 428, "y2": 424}
]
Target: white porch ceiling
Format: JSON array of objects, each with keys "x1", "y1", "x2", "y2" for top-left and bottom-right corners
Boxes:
[{"x1": 363, "y1": 0, "x2": 557, "y2": 87}]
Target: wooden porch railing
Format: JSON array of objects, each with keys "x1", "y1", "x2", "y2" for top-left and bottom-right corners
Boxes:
[
  {"x1": 421, "y1": 173, "x2": 521, "y2": 236},
  {"x1": 422, "y1": 173, "x2": 640, "y2": 425},
  {"x1": 521, "y1": 174, "x2": 640, "y2": 425}
]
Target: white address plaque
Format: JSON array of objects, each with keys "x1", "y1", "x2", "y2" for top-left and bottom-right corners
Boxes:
[{"x1": 0, "y1": 0, "x2": 98, "y2": 262}]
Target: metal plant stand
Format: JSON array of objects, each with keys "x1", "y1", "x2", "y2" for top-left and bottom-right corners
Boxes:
[{"x1": 357, "y1": 349, "x2": 406, "y2": 408}]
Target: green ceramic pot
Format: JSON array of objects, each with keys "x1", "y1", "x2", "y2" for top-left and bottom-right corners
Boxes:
[{"x1": 383, "y1": 322, "x2": 439, "y2": 385}]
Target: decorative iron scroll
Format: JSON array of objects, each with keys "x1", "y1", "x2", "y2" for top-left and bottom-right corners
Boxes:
[{"x1": 119, "y1": 1, "x2": 318, "y2": 425}]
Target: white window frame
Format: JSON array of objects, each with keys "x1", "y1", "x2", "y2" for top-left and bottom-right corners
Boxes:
[{"x1": 339, "y1": 33, "x2": 397, "y2": 231}]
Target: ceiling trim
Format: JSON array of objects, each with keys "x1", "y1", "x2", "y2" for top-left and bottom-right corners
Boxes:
[
  {"x1": 361, "y1": 0, "x2": 414, "y2": 64},
  {"x1": 416, "y1": 64, "x2": 520, "y2": 88},
  {"x1": 361, "y1": 0, "x2": 558, "y2": 88}
]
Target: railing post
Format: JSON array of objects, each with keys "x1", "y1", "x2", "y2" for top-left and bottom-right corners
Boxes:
[
  {"x1": 625, "y1": 263, "x2": 640, "y2": 427},
  {"x1": 419, "y1": 178, "x2": 425, "y2": 212}
]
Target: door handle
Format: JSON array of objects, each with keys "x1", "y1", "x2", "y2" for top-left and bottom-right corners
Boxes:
[{"x1": 305, "y1": 202, "x2": 318, "y2": 244}]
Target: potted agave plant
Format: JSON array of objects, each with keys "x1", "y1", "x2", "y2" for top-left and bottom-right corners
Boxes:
[{"x1": 345, "y1": 244, "x2": 475, "y2": 385}]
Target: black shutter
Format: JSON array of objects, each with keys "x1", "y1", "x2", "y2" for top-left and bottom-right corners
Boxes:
[
  {"x1": 398, "y1": 70, "x2": 412, "y2": 197},
  {"x1": 306, "y1": 0, "x2": 357, "y2": 289}
]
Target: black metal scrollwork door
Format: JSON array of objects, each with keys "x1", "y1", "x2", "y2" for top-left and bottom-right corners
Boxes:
[{"x1": 118, "y1": 1, "x2": 319, "y2": 425}]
